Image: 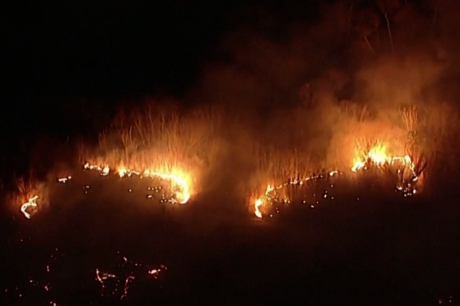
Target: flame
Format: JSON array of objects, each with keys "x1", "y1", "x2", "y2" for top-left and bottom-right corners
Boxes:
[
  {"x1": 252, "y1": 171, "x2": 341, "y2": 218},
  {"x1": 252, "y1": 142, "x2": 422, "y2": 219},
  {"x1": 21, "y1": 195, "x2": 39, "y2": 219},
  {"x1": 329, "y1": 170, "x2": 339, "y2": 177},
  {"x1": 86, "y1": 163, "x2": 191, "y2": 204},
  {"x1": 351, "y1": 144, "x2": 414, "y2": 173},
  {"x1": 368, "y1": 145, "x2": 388, "y2": 165},
  {"x1": 101, "y1": 166, "x2": 110, "y2": 176},
  {"x1": 253, "y1": 184, "x2": 275, "y2": 219},
  {"x1": 254, "y1": 198, "x2": 263, "y2": 218},
  {"x1": 351, "y1": 144, "x2": 419, "y2": 196},
  {"x1": 351, "y1": 160, "x2": 366, "y2": 172},
  {"x1": 18, "y1": 162, "x2": 192, "y2": 219}
]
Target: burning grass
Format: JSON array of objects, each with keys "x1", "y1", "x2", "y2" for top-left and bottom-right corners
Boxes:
[
  {"x1": 8, "y1": 99, "x2": 460, "y2": 220},
  {"x1": 8, "y1": 175, "x2": 50, "y2": 219},
  {"x1": 249, "y1": 102, "x2": 440, "y2": 218},
  {"x1": 79, "y1": 104, "x2": 224, "y2": 201}
]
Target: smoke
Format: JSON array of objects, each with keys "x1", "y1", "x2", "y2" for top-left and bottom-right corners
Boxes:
[{"x1": 183, "y1": 0, "x2": 460, "y2": 202}]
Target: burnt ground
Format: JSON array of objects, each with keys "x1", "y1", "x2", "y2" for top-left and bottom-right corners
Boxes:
[{"x1": 1, "y1": 171, "x2": 460, "y2": 306}]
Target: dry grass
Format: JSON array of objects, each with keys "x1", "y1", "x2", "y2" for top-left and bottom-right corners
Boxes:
[
  {"x1": 340, "y1": 100, "x2": 371, "y2": 122},
  {"x1": 401, "y1": 105, "x2": 419, "y2": 133},
  {"x1": 13, "y1": 98, "x2": 460, "y2": 218},
  {"x1": 398, "y1": 103, "x2": 460, "y2": 188},
  {"x1": 80, "y1": 103, "x2": 224, "y2": 194}
]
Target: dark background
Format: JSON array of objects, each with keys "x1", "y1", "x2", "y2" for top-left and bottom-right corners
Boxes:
[{"x1": 1, "y1": 0, "x2": 336, "y2": 179}]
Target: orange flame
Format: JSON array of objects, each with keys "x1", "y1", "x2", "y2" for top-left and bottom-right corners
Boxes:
[{"x1": 86, "y1": 163, "x2": 192, "y2": 204}]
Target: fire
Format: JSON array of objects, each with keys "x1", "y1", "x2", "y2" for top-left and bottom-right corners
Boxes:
[
  {"x1": 253, "y1": 171, "x2": 341, "y2": 218},
  {"x1": 350, "y1": 143, "x2": 420, "y2": 196},
  {"x1": 252, "y1": 142, "x2": 423, "y2": 218},
  {"x1": 21, "y1": 195, "x2": 39, "y2": 219},
  {"x1": 105, "y1": 165, "x2": 191, "y2": 204},
  {"x1": 101, "y1": 166, "x2": 110, "y2": 176},
  {"x1": 254, "y1": 198, "x2": 263, "y2": 219},
  {"x1": 84, "y1": 163, "x2": 192, "y2": 204},
  {"x1": 368, "y1": 145, "x2": 388, "y2": 165},
  {"x1": 18, "y1": 162, "x2": 192, "y2": 219},
  {"x1": 351, "y1": 161, "x2": 365, "y2": 172},
  {"x1": 351, "y1": 145, "x2": 415, "y2": 175},
  {"x1": 352, "y1": 143, "x2": 389, "y2": 171}
]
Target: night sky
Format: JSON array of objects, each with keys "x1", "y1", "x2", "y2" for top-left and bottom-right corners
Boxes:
[
  {"x1": 2, "y1": 0, "x2": 329, "y2": 140},
  {"x1": 4, "y1": 1, "x2": 325, "y2": 97}
]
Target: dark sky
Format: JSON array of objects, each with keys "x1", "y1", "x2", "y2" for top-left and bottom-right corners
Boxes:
[
  {"x1": 4, "y1": 0, "x2": 326, "y2": 99},
  {"x1": 1, "y1": 0, "x2": 328, "y2": 145},
  {"x1": 2, "y1": 0, "x2": 447, "y2": 141}
]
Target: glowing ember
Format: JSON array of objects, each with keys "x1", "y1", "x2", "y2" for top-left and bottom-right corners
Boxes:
[
  {"x1": 148, "y1": 265, "x2": 167, "y2": 279},
  {"x1": 21, "y1": 195, "x2": 39, "y2": 219},
  {"x1": 95, "y1": 269, "x2": 117, "y2": 294},
  {"x1": 57, "y1": 176, "x2": 72, "y2": 183},
  {"x1": 120, "y1": 275, "x2": 135, "y2": 300}
]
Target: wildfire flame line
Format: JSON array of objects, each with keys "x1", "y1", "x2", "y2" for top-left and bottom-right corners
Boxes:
[
  {"x1": 351, "y1": 151, "x2": 419, "y2": 196},
  {"x1": 19, "y1": 164, "x2": 192, "y2": 219},
  {"x1": 254, "y1": 147, "x2": 421, "y2": 218},
  {"x1": 254, "y1": 170, "x2": 340, "y2": 219},
  {"x1": 83, "y1": 163, "x2": 191, "y2": 204}
]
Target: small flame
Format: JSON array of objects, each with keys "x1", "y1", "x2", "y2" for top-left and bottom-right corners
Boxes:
[
  {"x1": 57, "y1": 176, "x2": 72, "y2": 183},
  {"x1": 118, "y1": 168, "x2": 127, "y2": 178},
  {"x1": 254, "y1": 198, "x2": 263, "y2": 218},
  {"x1": 101, "y1": 166, "x2": 110, "y2": 176},
  {"x1": 21, "y1": 195, "x2": 39, "y2": 219},
  {"x1": 351, "y1": 160, "x2": 366, "y2": 172},
  {"x1": 329, "y1": 170, "x2": 339, "y2": 177}
]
